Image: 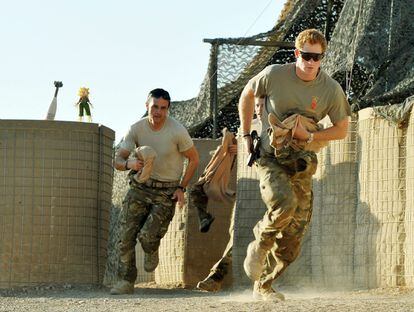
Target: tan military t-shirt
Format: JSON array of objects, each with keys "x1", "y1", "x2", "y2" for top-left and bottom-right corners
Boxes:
[
  {"x1": 120, "y1": 116, "x2": 194, "y2": 182},
  {"x1": 248, "y1": 63, "x2": 351, "y2": 152}
]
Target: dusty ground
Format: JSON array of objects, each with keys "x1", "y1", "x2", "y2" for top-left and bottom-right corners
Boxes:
[{"x1": 1, "y1": 283, "x2": 413, "y2": 312}]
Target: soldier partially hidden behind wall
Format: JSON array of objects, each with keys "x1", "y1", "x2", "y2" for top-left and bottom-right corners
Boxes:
[
  {"x1": 196, "y1": 97, "x2": 264, "y2": 292},
  {"x1": 111, "y1": 88, "x2": 199, "y2": 295},
  {"x1": 239, "y1": 29, "x2": 351, "y2": 301},
  {"x1": 189, "y1": 129, "x2": 238, "y2": 233}
]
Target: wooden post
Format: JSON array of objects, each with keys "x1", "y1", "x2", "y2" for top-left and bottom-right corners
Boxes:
[
  {"x1": 203, "y1": 38, "x2": 294, "y2": 139},
  {"x1": 325, "y1": 0, "x2": 333, "y2": 41}
]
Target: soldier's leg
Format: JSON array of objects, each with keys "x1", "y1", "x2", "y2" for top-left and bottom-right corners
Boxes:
[
  {"x1": 116, "y1": 189, "x2": 150, "y2": 283},
  {"x1": 138, "y1": 187, "x2": 176, "y2": 253},
  {"x1": 189, "y1": 183, "x2": 214, "y2": 232},
  {"x1": 259, "y1": 205, "x2": 312, "y2": 289},
  {"x1": 197, "y1": 204, "x2": 235, "y2": 292},
  {"x1": 208, "y1": 202, "x2": 235, "y2": 280},
  {"x1": 253, "y1": 156, "x2": 298, "y2": 249},
  {"x1": 244, "y1": 154, "x2": 305, "y2": 282},
  {"x1": 258, "y1": 150, "x2": 317, "y2": 289}
]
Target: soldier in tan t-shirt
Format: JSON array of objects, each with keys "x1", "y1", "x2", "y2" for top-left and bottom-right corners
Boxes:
[
  {"x1": 238, "y1": 29, "x2": 351, "y2": 301},
  {"x1": 110, "y1": 88, "x2": 199, "y2": 295}
]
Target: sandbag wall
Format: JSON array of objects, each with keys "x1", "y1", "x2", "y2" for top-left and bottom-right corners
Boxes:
[
  {"x1": 155, "y1": 139, "x2": 235, "y2": 287},
  {"x1": 233, "y1": 107, "x2": 414, "y2": 289},
  {"x1": 310, "y1": 117, "x2": 358, "y2": 289},
  {"x1": 232, "y1": 139, "x2": 266, "y2": 286},
  {"x1": 0, "y1": 120, "x2": 114, "y2": 288},
  {"x1": 405, "y1": 110, "x2": 414, "y2": 287},
  {"x1": 354, "y1": 109, "x2": 406, "y2": 288},
  {"x1": 106, "y1": 139, "x2": 235, "y2": 288}
]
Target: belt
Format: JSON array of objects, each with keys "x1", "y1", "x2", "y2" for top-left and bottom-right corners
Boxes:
[{"x1": 142, "y1": 178, "x2": 179, "y2": 189}]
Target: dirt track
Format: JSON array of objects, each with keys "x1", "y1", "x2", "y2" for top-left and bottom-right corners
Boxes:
[{"x1": 1, "y1": 283, "x2": 413, "y2": 312}]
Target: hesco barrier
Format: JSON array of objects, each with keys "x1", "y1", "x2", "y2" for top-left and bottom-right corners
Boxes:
[
  {"x1": 233, "y1": 108, "x2": 414, "y2": 290},
  {"x1": 106, "y1": 139, "x2": 235, "y2": 288},
  {"x1": 0, "y1": 120, "x2": 114, "y2": 288},
  {"x1": 155, "y1": 139, "x2": 235, "y2": 287}
]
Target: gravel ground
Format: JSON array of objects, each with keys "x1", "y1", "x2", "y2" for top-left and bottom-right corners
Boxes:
[{"x1": 1, "y1": 283, "x2": 413, "y2": 312}]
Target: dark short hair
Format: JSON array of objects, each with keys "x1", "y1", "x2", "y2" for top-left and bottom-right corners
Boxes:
[{"x1": 147, "y1": 88, "x2": 171, "y2": 107}]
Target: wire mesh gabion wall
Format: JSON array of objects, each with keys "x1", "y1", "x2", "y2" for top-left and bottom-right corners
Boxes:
[
  {"x1": 0, "y1": 120, "x2": 114, "y2": 288},
  {"x1": 354, "y1": 108, "x2": 406, "y2": 288},
  {"x1": 106, "y1": 139, "x2": 235, "y2": 288},
  {"x1": 405, "y1": 110, "x2": 414, "y2": 287},
  {"x1": 232, "y1": 109, "x2": 414, "y2": 289},
  {"x1": 155, "y1": 139, "x2": 234, "y2": 287}
]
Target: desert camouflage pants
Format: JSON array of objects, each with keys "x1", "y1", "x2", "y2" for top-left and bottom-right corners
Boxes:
[
  {"x1": 253, "y1": 148, "x2": 317, "y2": 288},
  {"x1": 116, "y1": 182, "x2": 177, "y2": 283},
  {"x1": 188, "y1": 183, "x2": 209, "y2": 224},
  {"x1": 207, "y1": 204, "x2": 235, "y2": 281},
  {"x1": 190, "y1": 184, "x2": 235, "y2": 282}
]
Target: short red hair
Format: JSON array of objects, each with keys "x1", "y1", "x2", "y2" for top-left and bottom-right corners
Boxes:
[{"x1": 295, "y1": 29, "x2": 327, "y2": 53}]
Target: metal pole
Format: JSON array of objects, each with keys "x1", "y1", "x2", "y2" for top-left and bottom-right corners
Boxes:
[
  {"x1": 203, "y1": 38, "x2": 294, "y2": 48},
  {"x1": 209, "y1": 43, "x2": 218, "y2": 139},
  {"x1": 325, "y1": 0, "x2": 333, "y2": 41}
]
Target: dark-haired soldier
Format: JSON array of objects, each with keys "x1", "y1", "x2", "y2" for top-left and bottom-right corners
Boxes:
[{"x1": 111, "y1": 88, "x2": 199, "y2": 295}]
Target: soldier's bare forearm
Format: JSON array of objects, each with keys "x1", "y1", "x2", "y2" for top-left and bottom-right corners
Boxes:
[
  {"x1": 114, "y1": 148, "x2": 131, "y2": 171},
  {"x1": 238, "y1": 87, "x2": 255, "y2": 135},
  {"x1": 180, "y1": 159, "x2": 198, "y2": 188}
]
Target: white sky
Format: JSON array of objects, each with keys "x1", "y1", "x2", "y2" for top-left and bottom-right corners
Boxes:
[{"x1": 0, "y1": 0, "x2": 284, "y2": 142}]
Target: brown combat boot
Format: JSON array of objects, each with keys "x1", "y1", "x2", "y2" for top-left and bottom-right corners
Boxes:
[
  {"x1": 110, "y1": 280, "x2": 134, "y2": 295},
  {"x1": 243, "y1": 241, "x2": 267, "y2": 281},
  {"x1": 196, "y1": 275, "x2": 222, "y2": 292},
  {"x1": 253, "y1": 281, "x2": 285, "y2": 301},
  {"x1": 144, "y1": 250, "x2": 159, "y2": 272}
]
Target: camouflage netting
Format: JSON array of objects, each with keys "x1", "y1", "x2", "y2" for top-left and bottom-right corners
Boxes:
[
  {"x1": 169, "y1": 0, "x2": 345, "y2": 138},
  {"x1": 323, "y1": 0, "x2": 414, "y2": 112},
  {"x1": 170, "y1": 0, "x2": 413, "y2": 138}
]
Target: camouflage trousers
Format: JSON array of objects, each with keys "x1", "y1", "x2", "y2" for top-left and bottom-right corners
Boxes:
[
  {"x1": 207, "y1": 204, "x2": 235, "y2": 282},
  {"x1": 188, "y1": 183, "x2": 210, "y2": 224},
  {"x1": 116, "y1": 181, "x2": 177, "y2": 283},
  {"x1": 253, "y1": 148, "x2": 317, "y2": 288},
  {"x1": 189, "y1": 184, "x2": 235, "y2": 282}
]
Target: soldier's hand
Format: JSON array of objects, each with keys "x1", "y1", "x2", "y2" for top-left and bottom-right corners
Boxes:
[
  {"x1": 172, "y1": 188, "x2": 185, "y2": 208},
  {"x1": 293, "y1": 120, "x2": 310, "y2": 141},
  {"x1": 129, "y1": 159, "x2": 144, "y2": 171},
  {"x1": 243, "y1": 135, "x2": 253, "y2": 154}
]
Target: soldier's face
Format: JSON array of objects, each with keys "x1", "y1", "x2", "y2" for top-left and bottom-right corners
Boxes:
[
  {"x1": 295, "y1": 42, "x2": 323, "y2": 79},
  {"x1": 147, "y1": 97, "x2": 169, "y2": 125},
  {"x1": 255, "y1": 98, "x2": 264, "y2": 118}
]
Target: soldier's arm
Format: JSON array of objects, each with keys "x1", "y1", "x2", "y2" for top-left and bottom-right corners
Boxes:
[
  {"x1": 172, "y1": 145, "x2": 199, "y2": 207},
  {"x1": 238, "y1": 85, "x2": 255, "y2": 153},
  {"x1": 293, "y1": 117, "x2": 349, "y2": 142},
  {"x1": 179, "y1": 145, "x2": 199, "y2": 189},
  {"x1": 238, "y1": 85, "x2": 255, "y2": 136},
  {"x1": 114, "y1": 147, "x2": 143, "y2": 172}
]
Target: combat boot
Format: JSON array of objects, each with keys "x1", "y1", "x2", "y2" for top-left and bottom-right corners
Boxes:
[
  {"x1": 243, "y1": 241, "x2": 267, "y2": 281},
  {"x1": 196, "y1": 275, "x2": 222, "y2": 292},
  {"x1": 144, "y1": 250, "x2": 159, "y2": 272},
  {"x1": 253, "y1": 281, "x2": 285, "y2": 301},
  {"x1": 199, "y1": 214, "x2": 215, "y2": 233},
  {"x1": 110, "y1": 280, "x2": 134, "y2": 295}
]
